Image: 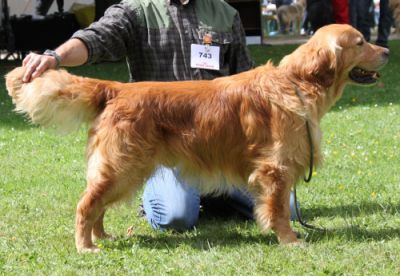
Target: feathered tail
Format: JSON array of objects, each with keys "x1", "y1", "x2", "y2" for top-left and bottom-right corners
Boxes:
[{"x1": 5, "y1": 67, "x2": 117, "y2": 133}]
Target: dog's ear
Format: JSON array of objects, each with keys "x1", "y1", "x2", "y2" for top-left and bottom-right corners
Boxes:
[{"x1": 286, "y1": 44, "x2": 338, "y2": 88}]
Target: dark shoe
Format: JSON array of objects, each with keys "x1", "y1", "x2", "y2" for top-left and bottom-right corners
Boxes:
[{"x1": 137, "y1": 203, "x2": 146, "y2": 217}]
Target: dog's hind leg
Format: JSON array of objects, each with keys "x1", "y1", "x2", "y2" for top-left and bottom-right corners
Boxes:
[
  {"x1": 92, "y1": 209, "x2": 112, "y2": 241},
  {"x1": 75, "y1": 131, "x2": 156, "y2": 253},
  {"x1": 75, "y1": 162, "x2": 152, "y2": 253},
  {"x1": 250, "y1": 164, "x2": 299, "y2": 245}
]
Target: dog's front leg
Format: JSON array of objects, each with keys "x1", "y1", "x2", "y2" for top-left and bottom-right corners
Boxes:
[{"x1": 250, "y1": 164, "x2": 299, "y2": 244}]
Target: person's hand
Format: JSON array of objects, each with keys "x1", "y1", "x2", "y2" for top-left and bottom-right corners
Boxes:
[{"x1": 22, "y1": 52, "x2": 58, "y2": 82}]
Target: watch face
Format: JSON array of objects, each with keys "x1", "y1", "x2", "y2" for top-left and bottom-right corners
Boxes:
[{"x1": 44, "y1": 50, "x2": 55, "y2": 56}]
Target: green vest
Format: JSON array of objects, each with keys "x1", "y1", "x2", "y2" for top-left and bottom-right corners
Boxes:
[{"x1": 122, "y1": 0, "x2": 238, "y2": 32}]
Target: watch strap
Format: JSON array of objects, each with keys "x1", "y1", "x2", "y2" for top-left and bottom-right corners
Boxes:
[{"x1": 43, "y1": 49, "x2": 62, "y2": 68}]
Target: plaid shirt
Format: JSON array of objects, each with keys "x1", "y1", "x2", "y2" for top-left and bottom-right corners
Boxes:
[{"x1": 72, "y1": 0, "x2": 254, "y2": 82}]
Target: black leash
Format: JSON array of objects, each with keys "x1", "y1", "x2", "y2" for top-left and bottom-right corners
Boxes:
[
  {"x1": 303, "y1": 120, "x2": 313, "y2": 183},
  {"x1": 293, "y1": 87, "x2": 326, "y2": 232},
  {"x1": 293, "y1": 185, "x2": 326, "y2": 232}
]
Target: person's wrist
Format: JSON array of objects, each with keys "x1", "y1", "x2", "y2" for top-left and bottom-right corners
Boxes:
[{"x1": 43, "y1": 49, "x2": 62, "y2": 68}]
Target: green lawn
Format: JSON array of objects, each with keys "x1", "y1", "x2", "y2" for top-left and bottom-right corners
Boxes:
[{"x1": 1, "y1": 41, "x2": 400, "y2": 274}]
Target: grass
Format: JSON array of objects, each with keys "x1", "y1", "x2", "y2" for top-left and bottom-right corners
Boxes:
[{"x1": 1, "y1": 40, "x2": 400, "y2": 274}]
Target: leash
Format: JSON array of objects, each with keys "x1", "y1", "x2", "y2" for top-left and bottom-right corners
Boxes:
[
  {"x1": 303, "y1": 119, "x2": 314, "y2": 183},
  {"x1": 293, "y1": 86, "x2": 326, "y2": 232}
]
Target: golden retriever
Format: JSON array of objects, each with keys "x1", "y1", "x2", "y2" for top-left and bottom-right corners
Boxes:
[
  {"x1": 277, "y1": 0, "x2": 306, "y2": 34},
  {"x1": 5, "y1": 24, "x2": 389, "y2": 253},
  {"x1": 390, "y1": 0, "x2": 400, "y2": 34}
]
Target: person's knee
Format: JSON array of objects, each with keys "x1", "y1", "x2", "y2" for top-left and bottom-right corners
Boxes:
[
  {"x1": 144, "y1": 197, "x2": 199, "y2": 231},
  {"x1": 161, "y1": 205, "x2": 199, "y2": 231},
  {"x1": 142, "y1": 168, "x2": 200, "y2": 231}
]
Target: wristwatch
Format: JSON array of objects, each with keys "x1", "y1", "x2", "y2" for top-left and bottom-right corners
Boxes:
[{"x1": 43, "y1": 49, "x2": 62, "y2": 68}]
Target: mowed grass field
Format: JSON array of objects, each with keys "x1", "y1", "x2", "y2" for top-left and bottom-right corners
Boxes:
[{"x1": 1, "y1": 41, "x2": 400, "y2": 274}]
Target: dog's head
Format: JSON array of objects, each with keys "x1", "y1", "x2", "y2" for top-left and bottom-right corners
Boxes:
[{"x1": 279, "y1": 24, "x2": 389, "y2": 88}]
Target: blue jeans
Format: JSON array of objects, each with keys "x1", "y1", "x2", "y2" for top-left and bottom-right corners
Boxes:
[{"x1": 143, "y1": 167, "x2": 299, "y2": 231}]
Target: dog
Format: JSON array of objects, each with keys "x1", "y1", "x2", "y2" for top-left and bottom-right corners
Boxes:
[
  {"x1": 390, "y1": 0, "x2": 400, "y2": 34},
  {"x1": 277, "y1": 0, "x2": 306, "y2": 34},
  {"x1": 5, "y1": 24, "x2": 389, "y2": 253}
]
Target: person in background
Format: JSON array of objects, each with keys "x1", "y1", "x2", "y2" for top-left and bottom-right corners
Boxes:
[
  {"x1": 349, "y1": 0, "x2": 373, "y2": 41},
  {"x1": 22, "y1": 0, "x2": 299, "y2": 232},
  {"x1": 376, "y1": 0, "x2": 393, "y2": 48},
  {"x1": 34, "y1": 0, "x2": 63, "y2": 17},
  {"x1": 275, "y1": 0, "x2": 293, "y2": 9},
  {"x1": 331, "y1": 0, "x2": 350, "y2": 24},
  {"x1": 306, "y1": 0, "x2": 335, "y2": 33}
]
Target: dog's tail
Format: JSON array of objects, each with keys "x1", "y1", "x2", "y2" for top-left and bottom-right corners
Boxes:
[{"x1": 5, "y1": 67, "x2": 118, "y2": 133}]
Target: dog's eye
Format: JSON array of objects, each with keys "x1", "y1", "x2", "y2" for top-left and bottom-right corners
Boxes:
[{"x1": 356, "y1": 39, "x2": 364, "y2": 46}]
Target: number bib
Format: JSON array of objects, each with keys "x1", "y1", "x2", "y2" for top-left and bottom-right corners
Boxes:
[{"x1": 190, "y1": 44, "x2": 220, "y2": 71}]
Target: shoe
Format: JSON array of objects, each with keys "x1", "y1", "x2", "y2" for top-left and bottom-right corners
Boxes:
[{"x1": 137, "y1": 203, "x2": 146, "y2": 217}]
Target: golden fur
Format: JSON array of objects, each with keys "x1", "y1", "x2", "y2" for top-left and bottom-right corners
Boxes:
[
  {"x1": 390, "y1": 0, "x2": 400, "y2": 34},
  {"x1": 6, "y1": 24, "x2": 389, "y2": 253},
  {"x1": 277, "y1": 0, "x2": 306, "y2": 34}
]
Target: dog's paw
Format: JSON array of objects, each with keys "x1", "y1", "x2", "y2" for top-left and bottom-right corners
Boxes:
[
  {"x1": 283, "y1": 239, "x2": 305, "y2": 248},
  {"x1": 278, "y1": 231, "x2": 302, "y2": 245},
  {"x1": 77, "y1": 245, "x2": 101, "y2": 254},
  {"x1": 92, "y1": 232, "x2": 115, "y2": 241}
]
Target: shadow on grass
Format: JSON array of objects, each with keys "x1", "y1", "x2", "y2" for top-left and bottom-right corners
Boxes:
[
  {"x1": 304, "y1": 201, "x2": 400, "y2": 219},
  {"x1": 103, "y1": 222, "x2": 400, "y2": 252},
  {"x1": 129, "y1": 231, "x2": 275, "y2": 251},
  {"x1": 304, "y1": 225, "x2": 400, "y2": 243},
  {"x1": 102, "y1": 219, "x2": 278, "y2": 252},
  {"x1": 294, "y1": 200, "x2": 400, "y2": 243},
  {"x1": 102, "y1": 200, "x2": 400, "y2": 251}
]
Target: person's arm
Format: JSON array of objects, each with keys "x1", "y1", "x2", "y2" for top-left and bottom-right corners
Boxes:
[
  {"x1": 22, "y1": 3, "x2": 135, "y2": 82},
  {"x1": 22, "y1": 38, "x2": 88, "y2": 82}
]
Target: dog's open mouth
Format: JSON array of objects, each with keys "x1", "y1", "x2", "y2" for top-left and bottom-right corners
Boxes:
[{"x1": 349, "y1": 67, "x2": 380, "y2": 84}]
